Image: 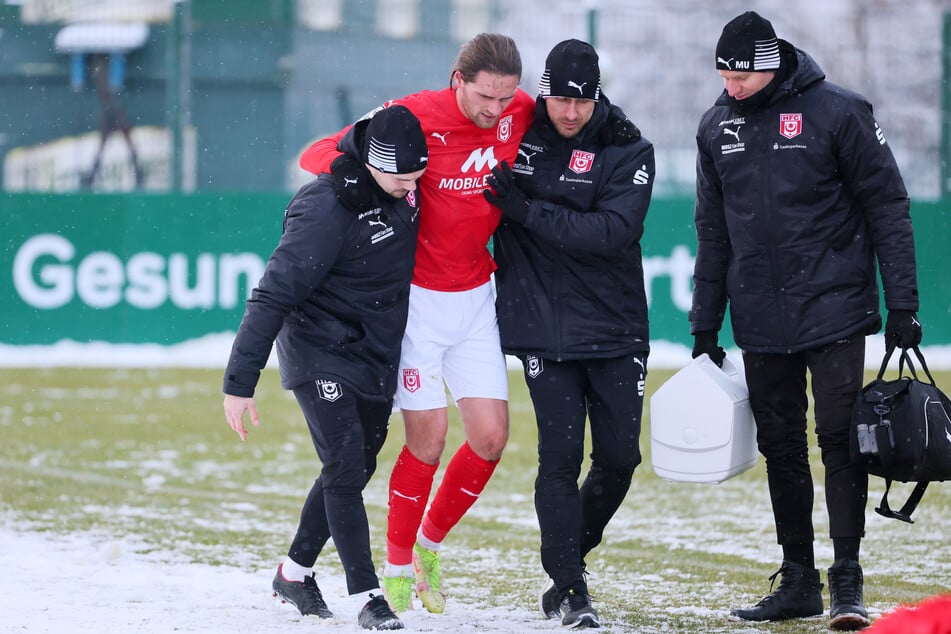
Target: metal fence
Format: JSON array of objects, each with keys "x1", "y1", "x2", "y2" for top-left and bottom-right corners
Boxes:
[{"x1": 499, "y1": 0, "x2": 949, "y2": 199}]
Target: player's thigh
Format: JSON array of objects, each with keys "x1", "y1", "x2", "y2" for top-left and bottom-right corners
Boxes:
[
  {"x1": 442, "y1": 286, "x2": 508, "y2": 403},
  {"x1": 394, "y1": 288, "x2": 452, "y2": 411}
]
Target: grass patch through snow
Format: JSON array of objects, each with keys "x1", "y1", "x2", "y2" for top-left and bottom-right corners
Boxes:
[{"x1": 1, "y1": 366, "x2": 948, "y2": 632}]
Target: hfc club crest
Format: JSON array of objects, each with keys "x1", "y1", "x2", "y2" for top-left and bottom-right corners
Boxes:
[
  {"x1": 526, "y1": 355, "x2": 543, "y2": 379},
  {"x1": 406, "y1": 190, "x2": 416, "y2": 208},
  {"x1": 317, "y1": 379, "x2": 342, "y2": 402},
  {"x1": 497, "y1": 115, "x2": 512, "y2": 142},
  {"x1": 403, "y1": 368, "x2": 420, "y2": 393},
  {"x1": 569, "y1": 149, "x2": 595, "y2": 174},
  {"x1": 780, "y1": 113, "x2": 802, "y2": 139}
]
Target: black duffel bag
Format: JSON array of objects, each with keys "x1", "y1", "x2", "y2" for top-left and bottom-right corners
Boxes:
[{"x1": 850, "y1": 345, "x2": 951, "y2": 523}]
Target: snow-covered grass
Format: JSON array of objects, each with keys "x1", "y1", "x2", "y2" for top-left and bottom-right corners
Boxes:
[{"x1": 1, "y1": 341, "x2": 949, "y2": 632}]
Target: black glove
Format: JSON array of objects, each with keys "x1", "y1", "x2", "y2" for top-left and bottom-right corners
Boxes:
[
  {"x1": 885, "y1": 310, "x2": 922, "y2": 349},
  {"x1": 330, "y1": 153, "x2": 375, "y2": 212},
  {"x1": 599, "y1": 103, "x2": 641, "y2": 146},
  {"x1": 692, "y1": 330, "x2": 726, "y2": 368},
  {"x1": 483, "y1": 161, "x2": 531, "y2": 224}
]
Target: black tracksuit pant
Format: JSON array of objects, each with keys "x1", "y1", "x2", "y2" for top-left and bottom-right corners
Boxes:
[
  {"x1": 288, "y1": 378, "x2": 391, "y2": 595},
  {"x1": 523, "y1": 353, "x2": 646, "y2": 597},
  {"x1": 742, "y1": 335, "x2": 868, "y2": 547}
]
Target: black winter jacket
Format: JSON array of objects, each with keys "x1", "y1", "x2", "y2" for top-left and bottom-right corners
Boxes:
[
  {"x1": 493, "y1": 97, "x2": 655, "y2": 360},
  {"x1": 223, "y1": 124, "x2": 420, "y2": 400},
  {"x1": 691, "y1": 43, "x2": 918, "y2": 353}
]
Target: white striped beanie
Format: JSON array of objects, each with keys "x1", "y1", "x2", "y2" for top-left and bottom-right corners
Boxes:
[
  {"x1": 715, "y1": 11, "x2": 781, "y2": 72},
  {"x1": 538, "y1": 39, "x2": 601, "y2": 101},
  {"x1": 361, "y1": 105, "x2": 428, "y2": 174}
]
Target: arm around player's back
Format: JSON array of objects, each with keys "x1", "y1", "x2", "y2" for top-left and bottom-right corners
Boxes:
[{"x1": 299, "y1": 126, "x2": 349, "y2": 174}]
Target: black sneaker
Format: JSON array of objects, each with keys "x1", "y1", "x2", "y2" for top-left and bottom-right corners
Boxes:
[
  {"x1": 731, "y1": 561, "x2": 823, "y2": 622},
  {"x1": 272, "y1": 565, "x2": 334, "y2": 618},
  {"x1": 358, "y1": 593, "x2": 404, "y2": 630},
  {"x1": 828, "y1": 559, "x2": 870, "y2": 631},
  {"x1": 561, "y1": 589, "x2": 600, "y2": 629},
  {"x1": 539, "y1": 578, "x2": 561, "y2": 619}
]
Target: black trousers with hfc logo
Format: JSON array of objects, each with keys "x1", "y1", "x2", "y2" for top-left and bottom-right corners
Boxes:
[
  {"x1": 289, "y1": 377, "x2": 392, "y2": 594},
  {"x1": 522, "y1": 353, "x2": 647, "y2": 595}
]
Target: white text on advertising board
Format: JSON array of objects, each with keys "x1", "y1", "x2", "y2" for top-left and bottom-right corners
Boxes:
[
  {"x1": 13, "y1": 234, "x2": 265, "y2": 310},
  {"x1": 12, "y1": 234, "x2": 696, "y2": 312}
]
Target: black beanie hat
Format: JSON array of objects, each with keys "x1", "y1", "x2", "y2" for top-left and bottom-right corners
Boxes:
[
  {"x1": 361, "y1": 105, "x2": 428, "y2": 174},
  {"x1": 715, "y1": 11, "x2": 781, "y2": 72},
  {"x1": 538, "y1": 39, "x2": 601, "y2": 101}
]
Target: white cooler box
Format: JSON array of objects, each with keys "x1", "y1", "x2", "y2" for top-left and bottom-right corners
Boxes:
[{"x1": 649, "y1": 353, "x2": 758, "y2": 483}]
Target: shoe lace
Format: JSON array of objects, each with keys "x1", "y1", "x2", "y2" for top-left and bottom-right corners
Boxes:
[
  {"x1": 579, "y1": 563, "x2": 598, "y2": 603},
  {"x1": 755, "y1": 563, "x2": 800, "y2": 607},
  {"x1": 565, "y1": 589, "x2": 591, "y2": 612},
  {"x1": 299, "y1": 576, "x2": 327, "y2": 613},
  {"x1": 831, "y1": 566, "x2": 862, "y2": 604},
  {"x1": 367, "y1": 593, "x2": 398, "y2": 620},
  {"x1": 415, "y1": 546, "x2": 441, "y2": 586},
  {"x1": 835, "y1": 583, "x2": 860, "y2": 605},
  {"x1": 383, "y1": 575, "x2": 412, "y2": 611}
]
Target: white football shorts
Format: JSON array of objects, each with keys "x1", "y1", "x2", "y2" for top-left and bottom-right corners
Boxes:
[{"x1": 394, "y1": 281, "x2": 509, "y2": 410}]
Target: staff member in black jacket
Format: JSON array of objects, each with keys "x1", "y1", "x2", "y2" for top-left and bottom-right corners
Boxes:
[
  {"x1": 691, "y1": 12, "x2": 921, "y2": 630},
  {"x1": 484, "y1": 39, "x2": 654, "y2": 630},
  {"x1": 222, "y1": 105, "x2": 428, "y2": 631}
]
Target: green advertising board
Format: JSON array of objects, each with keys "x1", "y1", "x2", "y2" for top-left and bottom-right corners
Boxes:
[
  {"x1": 2, "y1": 193, "x2": 949, "y2": 348},
  {"x1": 2, "y1": 193, "x2": 286, "y2": 345}
]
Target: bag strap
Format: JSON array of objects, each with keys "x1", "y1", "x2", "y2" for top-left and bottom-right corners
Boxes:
[
  {"x1": 878, "y1": 344, "x2": 915, "y2": 379},
  {"x1": 877, "y1": 344, "x2": 895, "y2": 379},
  {"x1": 901, "y1": 348, "x2": 919, "y2": 381},
  {"x1": 875, "y1": 478, "x2": 930, "y2": 524},
  {"x1": 909, "y1": 345, "x2": 937, "y2": 386},
  {"x1": 874, "y1": 422, "x2": 894, "y2": 466},
  {"x1": 879, "y1": 344, "x2": 928, "y2": 383}
]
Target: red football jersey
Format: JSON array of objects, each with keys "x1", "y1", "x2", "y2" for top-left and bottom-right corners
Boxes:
[{"x1": 299, "y1": 87, "x2": 535, "y2": 292}]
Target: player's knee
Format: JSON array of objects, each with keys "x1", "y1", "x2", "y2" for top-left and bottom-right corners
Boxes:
[
  {"x1": 469, "y1": 428, "x2": 508, "y2": 461},
  {"x1": 405, "y1": 436, "x2": 445, "y2": 465}
]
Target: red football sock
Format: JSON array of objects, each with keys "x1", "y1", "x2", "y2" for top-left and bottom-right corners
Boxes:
[
  {"x1": 421, "y1": 442, "x2": 498, "y2": 543},
  {"x1": 387, "y1": 445, "x2": 438, "y2": 565}
]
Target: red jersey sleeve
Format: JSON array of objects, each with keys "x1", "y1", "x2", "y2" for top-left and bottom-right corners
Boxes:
[{"x1": 299, "y1": 126, "x2": 351, "y2": 174}]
